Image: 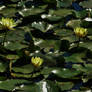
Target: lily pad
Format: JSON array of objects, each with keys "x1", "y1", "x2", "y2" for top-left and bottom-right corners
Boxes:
[
  {"x1": 0, "y1": 79, "x2": 28, "y2": 91},
  {"x1": 12, "y1": 64, "x2": 34, "y2": 74},
  {"x1": 80, "y1": 0, "x2": 92, "y2": 8},
  {"x1": 0, "y1": 61, "x2": 8, "y2": 73},
  {"x1": 19, "y1": 8, "x2": 45, "y2": 17},
  {"x1": 51, "y1": 68, "x2": 81, "y2": 78},
  {"x1": 57, "y1": 82, "x2": 74, "y2": 91},
  {"x1": 18, "y1": 80, "x2": 60, "y2": 92}
]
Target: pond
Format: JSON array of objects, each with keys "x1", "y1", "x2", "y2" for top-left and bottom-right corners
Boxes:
[{"x1": 0, "y1": 0, "x2": 92, "y2": 92}]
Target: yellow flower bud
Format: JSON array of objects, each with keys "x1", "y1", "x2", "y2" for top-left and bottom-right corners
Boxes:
[
  {"x1": 74, "y1": 27, "x2": 87, "y2": 38},
  {"x1": 0, "y1": 17, "x2": 17, "y2": 30},
  {"x1": 31, "y1": 57, "x2": 43, "y2": 67}
]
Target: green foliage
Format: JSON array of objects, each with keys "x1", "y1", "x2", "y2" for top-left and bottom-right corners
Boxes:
[
  {"x1": 0, "y1": 0, "x2": 92, "y2": 92},
  {"x1": 79, "y1": 0, "x2": 92, "y2": 8}
]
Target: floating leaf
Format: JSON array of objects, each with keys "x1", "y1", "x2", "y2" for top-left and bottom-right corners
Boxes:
[
  {"x1": 79, "y1": 41, "x2": 92, "y2": 51},
  {"x1": 66, "y1": 19, "x2": 81, "y2": 28},
  {"x1": 12, "y1": 64, "x2": 34, "y2": 74},
  {"x1": 0, "y1": 61, "x2": 8, "y2": 73},
  {"x1": 73, "y1": 10, "x2": 87, "y2": 19},
  {"x1": 4, "y1": 42, "x2": 28, "y2": 51},
  {"x1": 65, "y1": 53, "x2": 86, "y2": 63},
  {"x1": 80, "y1": 0, "x2": 92, "y2": 8},
  {"x1": 18, "y1": 80, "x2": 60, "y2": 92},
  {"x1": 53, "y1": 9, "x2": 73, "y2": 17},
  {"x1": 57, "y1": 0, "x2": 72, "y2": 8},
  {"x1": 0, "y1": 79, "x2": 28, "y2": 91},
  {"x1": 51, "y1": 68, "x2": 81, "y2": 78},
  {"x1": 57, "y1": 82, "x2": 74, "y2": 91},
  {"x1": 19, "y1": 8, "x2": 45, "y2": 17}
]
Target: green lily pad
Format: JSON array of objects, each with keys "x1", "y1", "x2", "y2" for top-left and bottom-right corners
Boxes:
[
  {"x1": 51, "y1": 68, "x2": 81, "y2": 78},
  {"x1": 57, "y1": 0, "x2": 72, "y2": 8},
  {"x1": 57, "y1": 82, "x2": 74, "y2": 91},
  {"x1": 12, "y1": 64, "x2": 34, "y2": 74},
  {"x1": 79, "y1": 41, "x2": 92, "y2": 51},
  {"x1": 0, "y1": 5, "x2": 17, "y2": 17},
  {"x1": 53, "y1": 9, "x2": 73, "y2": 17},
  {"x1": 4, "y1": 42, "x2": 28, "y2": 51},
  {"x1": 73, "y1": 10, "x2": 87, "y2": 19},
  {"x1": 19, "y1": 8, "x2": 45, "y2": 17},
  {"x1": 65, "y1": 53, "x2": 86, "y2": 63},
  {"x1": 66, "y1": 19, "x2": 81, "y2": 28},
  {"x1": 0, "y1": 61, "x2": 8, "y2": 73},
  {"x1": 80, "y1": 0, "x2": 92, "y2": 8},
  {"x1": 18, "y1": 80, "x2": 60, "y2": 92},
  {"x1": 0, "y1": 79, "x2": 28, "y2": 91}
]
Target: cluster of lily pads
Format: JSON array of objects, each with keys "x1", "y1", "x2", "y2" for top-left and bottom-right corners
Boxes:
[{"x1": 0, "y1": 0, "x2": 92, "y2": 92}]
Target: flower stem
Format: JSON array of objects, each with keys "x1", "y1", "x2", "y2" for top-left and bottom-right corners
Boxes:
[
  {"x1": 3, "y1": 32, "x2": 7, "y2": 46},
  {"x1": 77, "y1": 37, "x2": 80, "y2": 47},
  {"x1": 88, "y1": 12, "x2": 91, "y2": 18},
  {"x1": 9, "y1": 61, "x2": 12, "y2": 73}
]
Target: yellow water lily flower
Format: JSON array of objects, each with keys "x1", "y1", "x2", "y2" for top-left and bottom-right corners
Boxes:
[
  {"x1": 31, "y1": 57, "x2": 43, "y2": 67},
  {"x1": 0, "y1": 17, "x2": 17, "y2": 30},
  {"x1": 74, "y1": 27, "x2": 87, "y2": 38}
]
